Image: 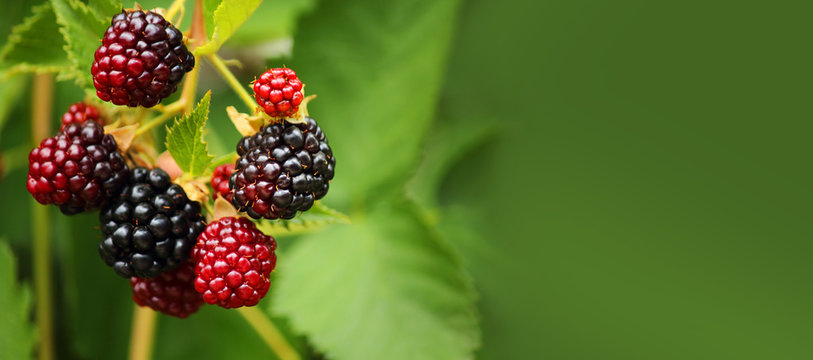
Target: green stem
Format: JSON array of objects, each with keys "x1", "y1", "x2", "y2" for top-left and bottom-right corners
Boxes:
[
  {"x1": 31, "y1": 74, "x2": 54, "y2": 360},
  {"x1": 128, "y1": 305, "x2": 158, "y2": 360},
  {"x1": 134, "y1": 101, "x2": 186, "y2": 137},
  {"x1": 164, "y1": 0, "x2": 185, "y2": 24},
  {"x1": 207, "y1": 53, "x2": 257, "y2": 111},
  {"x1": 237, "y1": 307, "x2": 301, "y2": 360}
]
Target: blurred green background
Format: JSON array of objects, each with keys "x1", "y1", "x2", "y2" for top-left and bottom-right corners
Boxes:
[{"x1": 1, "y1": 0, "x2": 811, "y2": 359}]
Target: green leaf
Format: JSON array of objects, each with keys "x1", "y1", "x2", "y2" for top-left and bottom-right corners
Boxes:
[
  {"x1": 256, "y1": 201, "x2": 350, "y2": 237},
  {"x1": 273, "y1": 198, "x2": 480, "y2": 360},
  {"x1": 166, "y1": 92, "x2": 214, "y2": 177},
  {"x1": 0, "y1": 3, "x2": 71, "y2": 77},
  {"x1": 86, "y1": 0, "x2": 122, "y2": 19},
  {"x1": 0, "y1": 240, "x2": 36, "y2": 360},
  {"x1": 286, "y1": 0, "x2": 462, "y2": 207},
  {"x1": 50, "y1": 0, "x2": 110, "y2": 91},
  {"x1": 407, "y1": 118, "x2": 494, "y2": 209},
  {"x1": 0, "y1": 74, "x2": 28, "y2": 137},
  {"x1": 201, "y1": 0, "x2": 221, "y2": 40},
  {"x1": 228, "y1": 0, "x2": 315, "y2": 45},
  {"x1": 195, "y1": 0, "x2": 263, "y2": 56}
]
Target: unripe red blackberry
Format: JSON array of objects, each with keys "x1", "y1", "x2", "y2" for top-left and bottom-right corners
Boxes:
[
  {"x1": 91, "y1": 10, "x2": 195, "y2": 107},
  {"x1": 27, "y1": 121, "x2": 129, "y2": 215},
  {"x1": 131, "y1": 261, "x2": 203, "y2": 318},
  {"x1": 60, "y1": 102, "x2": 103, "y2": 132},
  {"x1": 210, "y1": 163, "x2": 234, "y2": 201},
  {"x1": 99, "y1": 167, "x2": 206, "y2": 278},
  {"x1": 230, "y1": 117, "x2": 335, "y2": 220},
  {"x1": 192, "y1": 217, "x2": 276, "y2": 308},
  {"x1": 252, "y1": 68, "x2": 304, "y2": 118}
]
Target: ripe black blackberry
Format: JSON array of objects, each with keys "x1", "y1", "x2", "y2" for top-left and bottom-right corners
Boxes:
[
  {"x1": 27, "y1": 121, "x2": 129, "y2": 215},
  {"x1": 99, "y1": 167, "x2": 206, "y2": 278},
  {"x1": 91, "y1": 10, "x2": 195, "y2": 107},
  {"x1": 230, "y1": 117, "x2": 335, "y2": 220}
]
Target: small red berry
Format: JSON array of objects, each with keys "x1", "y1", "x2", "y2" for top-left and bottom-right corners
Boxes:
[
  {"x1": 210, "y1": 163, "x2": 235, "y2": 201},
  {"x1": 60, "y1": 102, "x2": 103, "y2": 132},
  {"x1": 131, "y1": 262, "x2": 203, "y2": 318},
  {"x1": 252, "y1": 68, "x2": 304, "y2": 118},
  {"x1": 192, "y1": 217, "x2": 276, "y2": 308}
]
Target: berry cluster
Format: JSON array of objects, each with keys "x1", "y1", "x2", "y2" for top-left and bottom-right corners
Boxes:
[
  {"x1": 211, "y1": 163, "x2": 235, "y2": 201},
  {"x1": 92, "y1": 10, "x2": 194, "y2": 107},
  {"x1": 23, "y1": 8, "x2": 337, "y2": 319},
  {"x1": 131, "y1": 262, "x2": 203, "y2": 318},
  {"x1": 230, "y1": 117, "x2": 335, "y2": 220},
  {"x1": 253, "y1": 68, "x2": 304, "y2": 118},
  {"x1": 27, "y1": 117, "x2": 129, "y2": 215},
  {"x1": 60, "y1": 102, "x2": 103, "y2": 132},
  {"x1": 99, "y1": 167, "x2": 206, "y2": 278},
  {"x1": 193, "y1": 217, "x2": 277, "y2": 308}
]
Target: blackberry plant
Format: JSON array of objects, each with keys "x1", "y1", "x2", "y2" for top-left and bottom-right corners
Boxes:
[{"x1": 0, "y1": 1, "x2": 481, "y2": 360}]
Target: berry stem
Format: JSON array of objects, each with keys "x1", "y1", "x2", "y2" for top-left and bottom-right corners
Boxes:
[
  {"x1": 207, "y1": 53, "x2": 257, "y2": 111},
  {"x1": 237, "y1": 307, "x2": 301, "y2": 360},
  {"x1": 31, "y1": 73, "x2": 54, "y2": 360},
  {"x1": 134, "y1": 100, "x2": 186, "y2": 137},
  {"x1": 164, "y1": 0, "x2": 185, "y2": 24},
  {"x1": 128, "y1": 305, "x2": 158, "y2": 360}
]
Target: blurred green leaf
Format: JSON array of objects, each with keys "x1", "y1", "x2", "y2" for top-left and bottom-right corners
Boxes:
[
  {"x1": 201, "y1": 0, "x2": 220, "y2": 40},
  {"x1": 166, "y1": 92, "x2": 214, "y2": 177},
  {"x1": 287, "y1": 0, "x2": 461, "y2": 208},
  {"x1": 153, "y1": 304, "x2": 295, "y2": 360},
  {"x1": 228, "y1": 0, "x2": 315, "y2": 45},
  {"x1": 195, "y1": 0, "x2": 263, "y2": 56},
  {"x1": 50, "y1": 0, "x2": 109, "y2": 91},
  {"x1": 0, "y1": 3, "x2": 70, "y2": 77},
  {"x1": 57, "y1": 213, "x2": 132, "y2": 359},
  {"x1": 0, "y1": 240, "x2": 36, "y2": 360},
  {"x1": 256, "y1": 201, "x2": 350, "y2": 237},
  {"x1": 0, "y1": 74, "x2": 28, "y2": 136},
  {"x1": 273, "y1": 198, "x2": 479, "y2": 360},
  {"x1": 86, "y1": 0, "x2": 122, "y2": 19},
  {"x1": 407, "y1": 117, "x2": 493, "y2": 209}
]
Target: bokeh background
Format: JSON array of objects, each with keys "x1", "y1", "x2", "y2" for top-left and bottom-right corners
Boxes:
[{"x1": 1, "y1": 0, "x2": 811, "y2": 359}]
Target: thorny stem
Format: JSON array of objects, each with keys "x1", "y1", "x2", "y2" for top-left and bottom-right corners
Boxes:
[
  {"x1": 238, "y1": 307, "x2": 301, "y2": 360},
  {"x1": 31, "y1": 74, "x2": 54, "y2": 360},
  {"x1": 207, "y1": 53, "x2": 257, "y2": 111},
  {"x1": 128, "y1": 305, "x2": 158, "y2": 360}
]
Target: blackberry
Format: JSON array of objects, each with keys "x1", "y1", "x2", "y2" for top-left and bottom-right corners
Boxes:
[
  {"x1": 193, "y1": 217, "x2": 276, "y2": 308},
  {"x1": 27, "y1": 121, "x2": 129, "y2": 215},
  {"x1": 60, "y1": 102, "x2": 103, "y2": 132},
  {"x1": 210, "y1": 163, "x2": 234, "y2": 201},
  {"x1": 131, "y1": 261, "x2": 203, "y2": 318},
  {"x1": 99, "y1": 167, "x2": 206, "y2": 278},
  {"x1": 230, "y1": 117, "x2": 335, "y2": 220},
  {"x1": 91, "y1": 10, "x2": 195, "y2": 107},
  {"x1": 252, "y1": 68, "x2": 304, "y2": 118}
]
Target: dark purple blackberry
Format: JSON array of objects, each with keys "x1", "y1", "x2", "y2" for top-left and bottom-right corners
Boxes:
[
  {"x1": 26, "y1": 121, "x2": 129, "y2": 215},
  {"x1": 91, "y1": 10, "x2": 195, "y2": 107},
  {"x1": 99, "y1": 167, "x2": 206, "y2": 278},
  {"x1": 230, "y1": 117, "x2": 335, "y2": 220}
]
